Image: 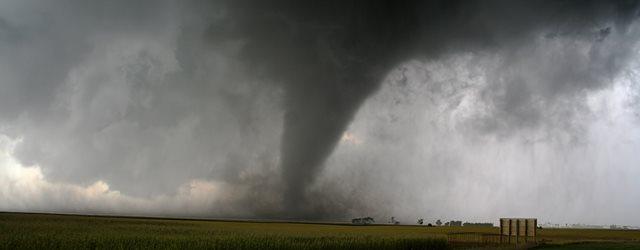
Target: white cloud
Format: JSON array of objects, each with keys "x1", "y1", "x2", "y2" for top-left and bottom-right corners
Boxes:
[{"x1": 0, "y1": 134, "x2": 257, "y2": 217}]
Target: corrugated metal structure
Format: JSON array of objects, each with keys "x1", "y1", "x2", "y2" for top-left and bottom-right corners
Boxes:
[{"x1": 499, "y1": 218, "x2": 537, "y2": 243}]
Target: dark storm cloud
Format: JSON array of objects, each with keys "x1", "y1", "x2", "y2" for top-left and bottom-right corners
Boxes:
[
  {"x1": 0, "y1": 0, "x2": 284, "y2": 200},
  {"x1": 214, "y1": 0, "x2": 640, "y2": 217},
  {"x1": 0, "y1": 0, "x2": 639, "y2": 220}
]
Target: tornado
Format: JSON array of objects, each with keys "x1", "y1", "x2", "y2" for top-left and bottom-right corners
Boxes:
[{"x1": 218, "y1": 1, "x2": 420, "y2": 216}]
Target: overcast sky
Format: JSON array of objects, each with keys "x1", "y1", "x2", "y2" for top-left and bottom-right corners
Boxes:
[{"x1": 1, "y1": 0, "x2": 640, "y2": 226}]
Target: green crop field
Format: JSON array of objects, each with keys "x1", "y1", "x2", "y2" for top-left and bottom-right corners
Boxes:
[{"x1": 1, "y1": 212, "x2": 639, "y2": 249}]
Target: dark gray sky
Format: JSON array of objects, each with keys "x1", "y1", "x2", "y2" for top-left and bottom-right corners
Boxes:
[{"x1": 1, "y1": 0, "x2": 640, "y2": 225}]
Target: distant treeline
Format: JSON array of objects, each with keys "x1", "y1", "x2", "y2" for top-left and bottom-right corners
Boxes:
[
  {"x1": 444, "y1": 221, "x2": 462, "y2": 226},
  {"x1": 351, "y1": 217, "x2": 375, "y2": 225},
  {"x1": 443, "y1": 221, "x2": 493, "y2": 227}
]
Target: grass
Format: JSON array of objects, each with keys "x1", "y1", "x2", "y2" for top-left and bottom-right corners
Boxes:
[
  {"x1": 1, "y1": 212, "x2": 639, "y2": 249},
  {"x1": 534, "y1": 242, "x2": 640, "y2": 250},
  {"x1": 0, "y1": 213, "x2": 447, "y2": 250},
  {"x1": 537, "y1": 228, "x2": 640, "y2": 243}
]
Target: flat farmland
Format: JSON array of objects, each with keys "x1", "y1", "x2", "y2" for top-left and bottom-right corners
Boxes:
[
  {"x1": 1, "y1": 212, "x2": 639, "y2": 249},
  {"x1": 0, "y1": 212, "x2": 446, "y2": 250}
]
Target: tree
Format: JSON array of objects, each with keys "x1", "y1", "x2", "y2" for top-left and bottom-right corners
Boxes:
[
  {"x1": 389, "y1": 217, "x2": 399, "y2": 225},
  {"x1": 436, "y1": 219, "x2": 442, "y2": 226},
  {"x1": 364, "y1": 217, "x2": 375, "y2": 224}
]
